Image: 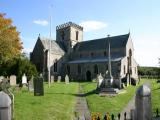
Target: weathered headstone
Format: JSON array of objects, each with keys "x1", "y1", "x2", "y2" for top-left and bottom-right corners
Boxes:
[
  {"x1": 135, "y1": 84, "x2": 152, "y2": 120},
  {"x1": 28, "y1": 81, "x2": 34, "y2": 92},
  {"x1": 0, "y1": 76, "x2": 4, "y2": 82},
  {"x1": 34, "y1": 77, "x2": 44, "y2": 96},
  {"x1": 0, "y1": 91, "x2": 12, "y2": 120},
  {"x1": 28, "y1": 76, "x2": 34, "y2": 91},
  {"x1": 57, "y1": 76, "x2": 61, "y2": 83},
  {"x1": 22, "y1": 74, "x2": 27, "y2": 85},
  {"x1": 9, "y1": 75, "x2": 16, "y2": 86},
  {"x1": 0, "y1": 79, "x2": 10, "y2": 92},
  {"x1": 51, "y1": 75, "x2": 54, "y2": 83},
  {"x1": 65, "y1": 74, "x2": 69, "y2": 84}
]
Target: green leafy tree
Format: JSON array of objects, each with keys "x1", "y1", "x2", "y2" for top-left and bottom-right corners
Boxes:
[{"x1": 0, "y1": 55, "x2": 38, "y2": 83}]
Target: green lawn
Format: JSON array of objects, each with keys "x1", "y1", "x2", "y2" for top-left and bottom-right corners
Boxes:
[
  {"x1": 82, "y1": 79, "x2": 160, "y2": 117},
  {"x1": 149, "y1": 79, "x2": 160, "y2": 116},
  {"x1": 12, "y1": 79, "x2": 160, "y2": 119},
  {"x1": 13, "y1": 82, "x2": 78, "y2": 120},
  {"x1": 81, "y1": 80, "x2": 146, "y2": 116}
]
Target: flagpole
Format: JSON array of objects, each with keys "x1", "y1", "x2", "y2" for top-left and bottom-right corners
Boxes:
[{"x1": 48, "y1": 5, "x2": 53, "y2": 88}]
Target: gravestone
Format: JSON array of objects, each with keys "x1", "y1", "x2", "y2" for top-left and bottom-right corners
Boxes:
[
  {"x1": 51, "y1": 76, "x2": 54, "y2": 83},
  {"x1": 57, "y1": 76, "x2": 61, "y2": 83},
  {"x1": 28, "y1": 76, "x2": 34, "y2": 91},
  {"x1": 0, "y1": 76, "x2": 4, "y2": 82},
  {"x1": 65, "y1": 74, "x2": 69, "y2": 84},
  {"x1": 0, "y1": 91, "x2": 12, "y2": 120},
  {"x1": 97, "y1": 73, "x2": 103, "y2": 88},
  {"x1": 22, "y1": 74, "x2": 27, "y2": 85},
  {"x1": 28, "y1": 76, "x2": 34, "y2": 92},
  {"x1": 34, "y1": 77, "x2": 44, "y2": 96},
  {"x1": 135, "y1": 84, "x2": 152, "y2": 120},
  {"x1": 9, "y1": 75, "x2": 16, "y2": 86},
  {"x1": 0, "y1": 79, "x2": 10, "y2": 92}
]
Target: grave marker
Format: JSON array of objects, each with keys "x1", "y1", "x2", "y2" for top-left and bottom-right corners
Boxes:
[
  {"x1": 65, "y1": 74, "x2": 69, "y2": 84},
  {"x1": 9, "y1": 75, "x2": 16, "y2": 86},
  {"x1": 34, "y1": 77, "x2": 44, "y2": 96},
  {"x1": 0, "y1": 91, "x2": 12, "y2": 120},
  {"x1": 22, "y1": 74, "x2": 27, "y2": 85},
  {"x1": 57, "y1": 76, "x2": 61, "y2": 83}
]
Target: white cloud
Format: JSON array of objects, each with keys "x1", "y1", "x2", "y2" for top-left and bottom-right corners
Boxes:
[
  {"x1": 33, "y1": 20, "x2": 48, "y2": 26},
  {"x1": 79, "y1": 20, "x2": 108, "y2": 32}
]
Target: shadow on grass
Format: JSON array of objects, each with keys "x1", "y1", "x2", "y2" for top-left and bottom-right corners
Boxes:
[
  {"x1": 45, "y1": 89, "x2": 97, "y2": 97},
  {"x1": 152, "y1": 87, "x2": 160, "y2": 91}
]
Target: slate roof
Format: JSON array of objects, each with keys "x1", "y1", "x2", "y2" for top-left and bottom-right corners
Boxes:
[
  {"x1": 40, "y1": 37, "x2": 65, "y2": 55},
  {"x1": 74, "y1": 33, "x2": 130, "y2": 52},
  {"x1": 67, "y1": 57, "x2": 123, "y2": 64}
]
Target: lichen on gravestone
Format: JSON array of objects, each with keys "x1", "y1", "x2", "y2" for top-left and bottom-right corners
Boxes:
[{"x1": 0, "y1": 79, "x2": 10, "y2": 92}]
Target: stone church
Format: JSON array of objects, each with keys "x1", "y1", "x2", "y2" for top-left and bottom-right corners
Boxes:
[{"x1": 30, "y1": 22, "x2": 138, "y2": 84}]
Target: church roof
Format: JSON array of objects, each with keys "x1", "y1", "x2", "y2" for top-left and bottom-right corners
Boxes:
[
  {"x1": 40, "y1": 37, "x2": 65, "y2": 55},
  {"x1": 67, "y1": 57, "x2": 123, "y2": 64},
  {"x1": 74, "y1": 33, "x2": 130, "y2": 52}
]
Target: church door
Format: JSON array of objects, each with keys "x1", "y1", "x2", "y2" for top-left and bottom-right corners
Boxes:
[{"x1": 86, "y1": 71, "x2": 91, "y2": 81}]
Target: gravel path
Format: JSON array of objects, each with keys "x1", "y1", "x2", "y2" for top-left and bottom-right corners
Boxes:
[
  {"x1": 119, "y1": 95, "x2": 135, "y2": 120},
  {"x1": 74, "y1": 83, "x2": 91, "y2": 120}
]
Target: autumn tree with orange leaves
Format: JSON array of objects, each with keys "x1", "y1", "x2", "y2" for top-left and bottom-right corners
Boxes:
[{"x1": 0, "y1": 13, "x2": 22, "y2": 63}]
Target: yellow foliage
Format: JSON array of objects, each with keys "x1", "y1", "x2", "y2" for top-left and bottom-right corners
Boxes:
[{"x1": 0, "y1": 13, "x2": 22, "y2": 62}]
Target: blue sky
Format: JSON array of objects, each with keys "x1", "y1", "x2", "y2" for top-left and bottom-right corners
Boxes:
[{"x1": 0, "y1": 0, "x2": 160, "y2": 67}]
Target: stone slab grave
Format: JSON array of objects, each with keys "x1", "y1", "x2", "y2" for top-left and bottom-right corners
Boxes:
[
  {"x1": 57, "y1": 76, "x2": 61, "y2": 83},
  {"x1": 0, "y1": 76, "x2": 4, "y2": 83},
  {"x1": 22, "y1": 74, "x2": 27, "y2": 85},
  {"x1": 65, "y1": 74, "x2": 69, "y2": 84},
  {"x1": 34, "y1": 77, "x2": 44, "y2": 96},
  {"x1": 97, "y1": 73, "x2": 103, "y2": 89},
  {"x1": 28, "y1": 76, "x2": 34, "y2": 92},
  {"x1": 51, "y1": 75, "x2": 54, "y2": 83},
  {"x1": 0, "y1": 91, "x2": 12, "y2": 120},
  {"x1": 9, "y1": 75, "x2": 16, "y2": 86},
  {"x1": 135, "y1": 84, "x2": 152, "y2": 120}
]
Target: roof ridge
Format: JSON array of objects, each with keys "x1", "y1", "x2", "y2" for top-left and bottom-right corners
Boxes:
[{"x1": 80, "y1": 33, "x2": 129, "y2": 43}]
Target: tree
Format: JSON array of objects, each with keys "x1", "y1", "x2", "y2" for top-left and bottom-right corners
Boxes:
[
  {"x1": 0, "y1": 13, "x2": 22, "y2": 64},
  {"x1": 0, "y1": 55, "x2": 38, "y2": 83}
]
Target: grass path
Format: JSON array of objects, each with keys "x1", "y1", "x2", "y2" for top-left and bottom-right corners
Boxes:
[{"x1": 74, "y1": 83, "x2": 91, "y2": 120}]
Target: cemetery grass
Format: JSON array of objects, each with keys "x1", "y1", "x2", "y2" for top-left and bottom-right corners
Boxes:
[
  {"x1": 81, "y1": 79, "x2": 147, "y2": 117},
  {"x1": 150, "y1": 79, "x2": 160, "y2": 117},
  {"x1": 12, "y1": 82, "x2": 78, "y2": 120}
]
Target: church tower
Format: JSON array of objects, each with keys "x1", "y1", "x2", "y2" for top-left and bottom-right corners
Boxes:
[{"x1": 56, "y1": 22, "x2": 83, "y2": 52}]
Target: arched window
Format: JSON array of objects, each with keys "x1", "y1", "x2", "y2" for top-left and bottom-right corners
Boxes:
[
  {"x1": 78, "y1": 65, "x2": 81, "y2": 74},
  {"x1": 54, "y1": 59, "x2": 58, "y2": 72},
  {"x1": 66, "y1": 65, "x2": 70, "y2": 75},
  {"x1": 124, "y1": 65, "x2": 126, "y2": 74},
  {"x1": 104, "y1": 51, "x2": 107, "y2": 56},
  {"x1": 129, "y1": 49, "x2": 132, "y2": 65},
  {"x1": 129, "y1": 49, "x2": 132, "y2": 57},
  {"x1": 76, "y1": 31, "x2": 79, "y2": 40},
  {"x1": 91, "y1": 52, "x2": 94, "y2": 57},
  {"x1": 94, "y1": 65, "x2": 98, "y2": 74},
  {"x1": 61, "y1": 31, "x2": 65, "y2": 40},
  {"x1": 79, "y1": 53, "x2": 82, "y2": 58}
]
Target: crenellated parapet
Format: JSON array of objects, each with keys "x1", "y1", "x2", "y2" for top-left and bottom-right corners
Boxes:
[{"x1": 56, "y1": 21, "x2": 83, "y2": 30}]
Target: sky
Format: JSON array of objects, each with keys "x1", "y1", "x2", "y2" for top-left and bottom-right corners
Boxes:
[{"x1": 0, "y1": 0, "x2": 160, "y2": 67}]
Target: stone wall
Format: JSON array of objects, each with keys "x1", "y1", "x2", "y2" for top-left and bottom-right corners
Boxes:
[{"x1": 65, "y1": 61, "x2": 121, "y2": 81}]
